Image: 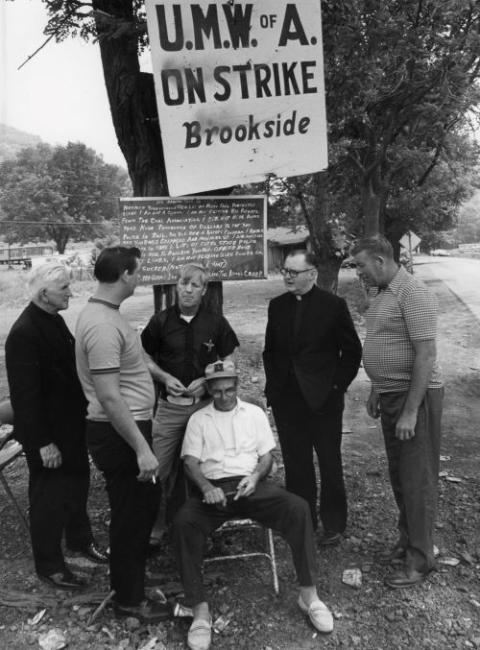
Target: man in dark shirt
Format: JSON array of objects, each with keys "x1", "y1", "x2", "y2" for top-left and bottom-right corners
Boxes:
[
  {"x1": 263, "y1": 251, "x2": 362, "y2": 544},
  {"x1": 141, "y1": 263, "x2": 239, "y2": 541},
  {"x1": 5, "y1": 262, "x2": 106, "y2": 590}
]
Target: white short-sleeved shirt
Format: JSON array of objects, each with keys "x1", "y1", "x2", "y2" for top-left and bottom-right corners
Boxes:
[
  {"x1": 181, "y1": 399, "x2": 276, "y2": 479},
  {"x1": 363, "y1": 267, "x2": 443, "y2": 392},
  {"x1": 75, "y1": 299, "x2": 155, "y2": 421}
]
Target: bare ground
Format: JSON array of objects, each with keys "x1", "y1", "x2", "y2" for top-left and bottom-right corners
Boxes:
[{"x1": 0, "y1": 268, "x2": 479, "y2": 650}]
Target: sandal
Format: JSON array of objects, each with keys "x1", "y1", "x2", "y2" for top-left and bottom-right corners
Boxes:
[{"x1": 187, "y1": 616, "x2": 212, "y2": 650}]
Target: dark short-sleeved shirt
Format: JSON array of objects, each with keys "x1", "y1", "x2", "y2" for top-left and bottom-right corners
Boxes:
[{"x1": 141, "y1": 305, "x2": 239, "y2": 388}]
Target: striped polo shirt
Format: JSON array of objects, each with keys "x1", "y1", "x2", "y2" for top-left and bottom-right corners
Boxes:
[{"x1": 363, "y1": 266, "x2": 443, "y2": 392}]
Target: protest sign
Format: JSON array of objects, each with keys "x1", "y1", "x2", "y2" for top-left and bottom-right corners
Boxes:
[{"x1": 145, "y1": 0, "x2": 328, "y2": 195}]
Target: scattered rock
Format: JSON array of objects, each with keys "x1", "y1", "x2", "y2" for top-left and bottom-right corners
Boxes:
[
  {"x1": 76, "y1": 606, "x2": 91, "y2": 620},
  {"x1": 342, "y1": 568, "x2": 362, "y2": 588},
  {"x1": 38, "y1": 629, "x2": 67, "y2": 650},
  {"x1": 124, "y1": 616, "x2": 141, "y2": 631}
]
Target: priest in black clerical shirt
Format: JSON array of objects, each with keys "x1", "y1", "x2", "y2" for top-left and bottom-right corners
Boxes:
[{"x1": 263, "y1": 250, "x2": 362, "y2": 544}]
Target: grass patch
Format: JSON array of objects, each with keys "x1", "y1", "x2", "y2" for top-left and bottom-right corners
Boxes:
[{"x1": 0, "y1": 269, "x2": 97, "y2": 308}]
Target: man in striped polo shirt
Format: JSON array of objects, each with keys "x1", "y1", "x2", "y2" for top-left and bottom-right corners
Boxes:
[{"x1": 352, "y1": 235, "x2": 444, "y2": 589}]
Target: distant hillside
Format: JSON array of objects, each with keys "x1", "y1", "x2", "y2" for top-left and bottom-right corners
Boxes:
[{"x1": 0, "y1": 124, "x2": 42, "y2": 162}]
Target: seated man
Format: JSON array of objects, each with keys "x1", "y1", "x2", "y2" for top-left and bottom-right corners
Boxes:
[{"x1": 173, "y1": 360, "x2": 333, "y2": 650}]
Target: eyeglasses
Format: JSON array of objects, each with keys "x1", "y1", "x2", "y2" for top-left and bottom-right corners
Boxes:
[{"x1": 280, "y1": 267, "x2": 315, "y2": 278}]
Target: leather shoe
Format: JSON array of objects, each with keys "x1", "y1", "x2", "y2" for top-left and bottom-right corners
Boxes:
[
  {"x1": 114, "y1": 598, "x2": 171, "y2": 624},
  {"x1": 385, "y1": 568, "x2": 428, "y2": 589},
  {"x1": 318, "y1": 531, "x2": 342, "y2": 547},
  {"x1": 38, "y1": 569, "x2": 86, "y2": 591},
  {"x1": 298, "y1": 596, "x2": 334, "y2": 633},
  {"x1": 70, "y1": 542, "x2": 109, "y2": 564}
]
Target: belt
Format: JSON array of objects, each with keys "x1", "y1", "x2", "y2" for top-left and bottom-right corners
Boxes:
[{"x1": 166, "y1": 395, "x2": 202, "y2": 406}]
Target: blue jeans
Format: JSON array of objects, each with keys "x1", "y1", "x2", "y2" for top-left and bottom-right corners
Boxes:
[{"x1": 379, "y1": 387, "x2": 444, "y2": 574}]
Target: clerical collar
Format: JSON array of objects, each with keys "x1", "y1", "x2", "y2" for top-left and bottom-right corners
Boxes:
[{"x1": 292, "y1": 285, "x2": 315, "y2": 302}]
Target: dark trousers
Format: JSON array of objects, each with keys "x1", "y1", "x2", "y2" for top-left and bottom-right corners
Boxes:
[
  {"x1": 86, "y1": 420, "x2": 160, "y2": 606},
  {"x1": 272, "y1": 388, "x2": 346, "y2": 533},
  {"x1": 26, "y1": 454, "x2": 93, "y2": 577},
  {"x1": 379, "y1": 388, "x2": 444, "y2": 574},
  {"x1": 173, "y1": 478, "x2": 317, "y2": 606}
]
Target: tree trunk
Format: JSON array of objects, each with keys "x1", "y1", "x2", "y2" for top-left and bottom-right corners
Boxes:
[
  {"x1": 300, "y1": 171, "x2": 343, "y2": 293},
  {"x1": 362, "y1": 177, "x2": 381, "y2": 236},
  {"x1": 93, "y1": 1, "x2": 224, "y2": 313},
  {"x1": 93, "y1": 0, "x2": 168, "y2": 196}
]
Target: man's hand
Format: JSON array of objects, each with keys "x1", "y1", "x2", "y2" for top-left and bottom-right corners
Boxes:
[
  {"x1": 202, "y1": 486, "x2": 227, "y2": 507},
  {"x1": 234, "y1": 473, "x2": 259, "y2": 500},
  {"x1": 136, "y1": 448, "x2": 159, "y2": 482},
  {"x1": 39, "y1": 443, "x2": 62, "y2": 469},
  {"x1": 165, "y1": 375, "x2": 187, "y2": 397},
  {"x1": 184, "y1": 377, "x2": 206, "y2": 398},
  {"x1": 366, "y1": 386, "x2": 380, "y2": 419},
  {"x1": 395, "y1": 409, "x2": 417, "y2": 441}
]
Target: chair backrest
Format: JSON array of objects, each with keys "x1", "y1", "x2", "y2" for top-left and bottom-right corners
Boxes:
[{"x1": 0, "y1": 399, "x2": 14, "y2": 426}]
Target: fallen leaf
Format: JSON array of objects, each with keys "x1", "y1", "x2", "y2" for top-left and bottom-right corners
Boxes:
[
  {"x1": 438, "y1": 557, "x2": 460, "y2": 566},
  {"x1": 27, "y1": 608, "x2": 46, "y2": 626}
]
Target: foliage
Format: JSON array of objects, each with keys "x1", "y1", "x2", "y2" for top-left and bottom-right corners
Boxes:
[
  {"x1": 321, "y1": 0, "x2": 480, "y2": 234},
  {"x1": 0, "y1": 142, "x2": 130, "y2": 253},
  {"x1": 457, "y1": 190, "x2": 480, "y2": 243}
]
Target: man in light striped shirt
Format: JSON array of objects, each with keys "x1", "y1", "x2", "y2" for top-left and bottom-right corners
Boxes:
[{"x1": 352, "y1": 235, "x2": 444, "y2": 589}]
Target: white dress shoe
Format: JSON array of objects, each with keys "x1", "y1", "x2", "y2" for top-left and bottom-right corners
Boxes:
[{"x1": 298, "y1": 595, "x2": 334, "y2": 634}]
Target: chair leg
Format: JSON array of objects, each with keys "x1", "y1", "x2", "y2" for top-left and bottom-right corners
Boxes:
[
  {"x1": 265, "y1": 527, "x2": 279, "y2": 594},
  {"x1": 0, "y1": 473, "x2": 29, "y2": 534}
]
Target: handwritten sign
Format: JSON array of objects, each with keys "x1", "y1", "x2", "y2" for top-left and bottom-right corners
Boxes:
[
  {"x1": 145, "y1": 0, "x2": 328, "y2": 196},
  {"x1": 119, "y1": 196, "x2": 266, "y2": 284}
]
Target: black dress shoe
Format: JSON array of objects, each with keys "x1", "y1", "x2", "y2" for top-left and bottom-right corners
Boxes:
[
  {"x1": 384, "y1": 568, "x2": 428, "y2": 589},
  {"x1": 70, "y1": 542, "x2": 109, "y2": 563},
  {"x1": 114, "y1": 598, "x2": 171, "y2": 623},
  {"x1": 38, "y1": 569, "x2": 86, "y2": 591},
  {"x1": 318, "y1": 531, "x2": 342, "y2": 547}
]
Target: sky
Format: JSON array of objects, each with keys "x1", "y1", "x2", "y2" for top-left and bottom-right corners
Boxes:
[{"x1": 1, "y1": 0, "x2": 131, "y2": 167}]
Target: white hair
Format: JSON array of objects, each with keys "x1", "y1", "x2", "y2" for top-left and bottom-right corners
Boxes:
[{"x1": 27, "y1": 262, "x2": 69, "y2": 300}]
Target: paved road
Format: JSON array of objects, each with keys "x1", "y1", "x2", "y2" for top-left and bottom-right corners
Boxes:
[{"x1": 415, "y1": 255, "x2": 480, "y2": 322}]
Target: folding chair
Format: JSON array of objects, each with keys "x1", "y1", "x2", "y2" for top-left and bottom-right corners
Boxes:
[
  {"x1": 0, "y1": 399, "x2": 29, "y2": 534},
  {"x1": 184, "y1": 467, "x2": 280, "y2": 594},
  {"x1": 204, "y1": 517, "x2": 280, "y2": 594},
  {"x1": 0, "y1": 432, "x2": 29, "y2": 533}
]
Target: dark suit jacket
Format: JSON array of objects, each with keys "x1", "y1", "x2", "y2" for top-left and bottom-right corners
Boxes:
[
  {"x1": 5, "y1": 302, "x2": 88, "y2": 469},
  {"x1": 263, "y1": 286, "x2": 362, "y2": 412}
]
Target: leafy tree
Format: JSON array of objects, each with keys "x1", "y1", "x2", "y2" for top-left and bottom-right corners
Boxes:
[
  {"x1": 0, "y1": 142, "x2": 130, "y2": 252},
  {"x1": 26, "y1": 0, "x2": 480, "y2": 291},
  {"x1": 322, "y1": 0, "x2": 480, "y2": 235}
]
